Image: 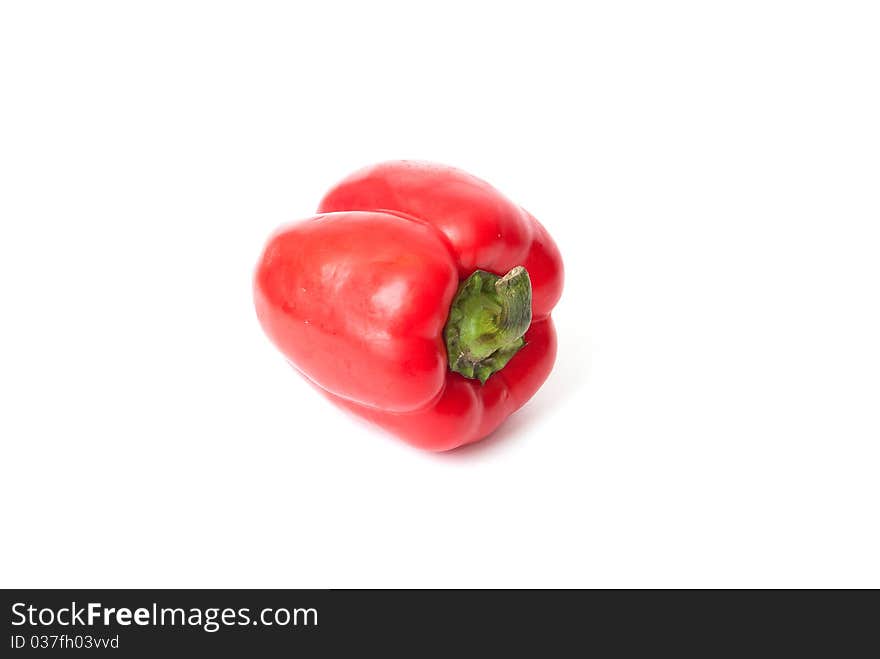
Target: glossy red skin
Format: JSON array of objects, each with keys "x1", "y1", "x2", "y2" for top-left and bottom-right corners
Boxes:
[{"x1": 254, "y1": 161, "x2": 563, "y2": 451}]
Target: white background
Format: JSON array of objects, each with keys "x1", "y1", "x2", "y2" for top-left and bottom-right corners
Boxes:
[{"x1": 1, "y1": 1, "x2": 878, "y2": 588}]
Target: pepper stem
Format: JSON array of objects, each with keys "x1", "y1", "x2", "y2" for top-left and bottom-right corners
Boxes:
[{"x1": 443, "y1": 266, "x2": 532, "y2": 384}]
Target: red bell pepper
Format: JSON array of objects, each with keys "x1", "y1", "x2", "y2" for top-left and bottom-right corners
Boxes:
[{"x1": 254, "y1": 161, "x2": 563, "y2": 451}]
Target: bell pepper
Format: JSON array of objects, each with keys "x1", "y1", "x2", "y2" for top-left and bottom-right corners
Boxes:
[{"x1": 254, "y1": 161, "x2": 563, "y2": 451}]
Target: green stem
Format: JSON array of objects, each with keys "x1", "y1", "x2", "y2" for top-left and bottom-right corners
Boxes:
[{"x1": 443, "y1": 266, "x2": 532, "y2": 384}]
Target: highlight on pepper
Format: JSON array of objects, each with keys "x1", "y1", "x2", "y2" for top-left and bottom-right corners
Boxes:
[{"x1": 253, "y1": 160, "x2": 564, "y2": 451}]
